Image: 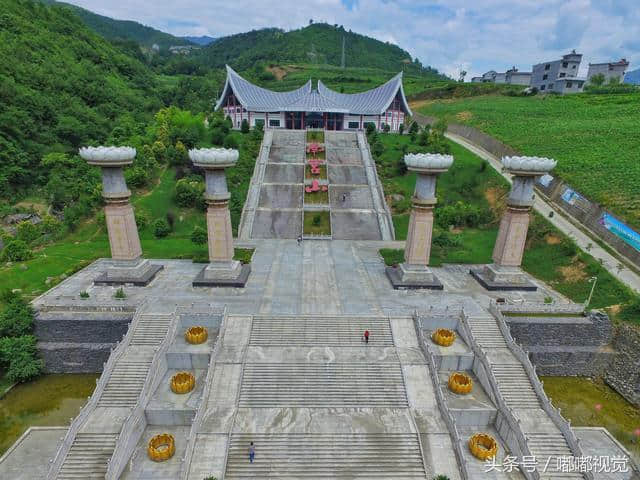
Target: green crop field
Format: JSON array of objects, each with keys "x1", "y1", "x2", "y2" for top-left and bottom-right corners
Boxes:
[{"x1": 417, "y1": 92, "x2": 640, "y2": 229}]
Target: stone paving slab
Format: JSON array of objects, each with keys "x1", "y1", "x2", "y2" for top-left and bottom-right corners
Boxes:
[
  {"x1": 421, "y1": 433, "x2": 462, "y2": 480},
  {"x1": 258, "y1": 184, "x2": 302, "y2": 208},
  {"x1": 331, "y1": 211, "x2": 381, "y2": 240},
  {"x1": 327, "y1": 147, "x2": 362, "y2": 165},
  {"x1": 330, "y1": 185, "x2": 374, "y2": 209},
  {"x1": 79, "y1": 406, "x2": 130, "y2": 433},
  {"x1": 0, "y1": 427, "x2": 66, "y2": 480},
  {"x1": 252, "y1": 209, "x2": 302, "y2": 239},
  {"x1": 187, "y1": 433, "x2": 228, "y2": 480},
  {"x1": 244, "y1": 345, "x2": 401, "y2": 363},
  {"x1": 264, "y1": 163, "x2": 303, "y2": 183},
  {"x1": 574, "y1": 427, "x2": 638, "y2": 479},
  {"x1": 328, "y1": 165, "x2": 368, "y2": 184}
]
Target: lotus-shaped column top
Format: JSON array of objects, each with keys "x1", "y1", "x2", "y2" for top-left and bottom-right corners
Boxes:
[
  {"x1": 404, "y1": 153, "x2": 454, "y2": 173},
  {"x1": 189, "y1": 148, "x2": 239, "y2": 169},
  {"x1": 501, "y1": 156, "x2": 556, "y2": 175},
  {"x1": 79, "y1": 146, "x2": 136, "y2": 166}
]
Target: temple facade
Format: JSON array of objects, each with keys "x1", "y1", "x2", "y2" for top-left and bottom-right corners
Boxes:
[{"x1": 215, "y1": 65, "x2": 412, "y2": 132}]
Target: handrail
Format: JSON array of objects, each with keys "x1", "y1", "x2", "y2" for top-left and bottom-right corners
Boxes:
[
  {"x1": 488, "y1": 302, "x2": 592, "y2": 480},
  {"x1": 457, "y1": 312, "x2": 539, "y2": 480},
  {"x1": 238, "y1": 129, "x2": 272, "y2": 240},
  {"x1": 357, "y1": 131, "x2": 395, "y2": 240},
  {"x1": 413, "y1": 313, "x2": 469, "y2": 479},
  {"x1": 181, "y1": 305, "x2": 229, "y2": 479},
  {"x1": 105, "y1": 306, "x2": 179, "y2": 479},
  {"x1": 46, "y1": 299, "x2": 149, "y2": 479}
]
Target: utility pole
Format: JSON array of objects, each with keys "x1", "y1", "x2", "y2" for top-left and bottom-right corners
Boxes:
[
  {"x1": 585, "y1": 276, "x2": 598, "y2": 308},
  {"x1": 341, "y1": 35, "x2": 346, "y2": 69}
]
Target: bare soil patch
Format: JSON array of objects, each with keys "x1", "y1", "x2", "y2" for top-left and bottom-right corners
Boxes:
[
  {"x1": 266, "y1": 65, "x2": 289, "y2": 81},
  {"x1": 545, "y1": 234, "x2": 562, "y2": 245},
  {"x1": 558, "y1": 262, "x2": 588, "y2": 283},
  {"x1": 455, "y1": 111, "x2": 473, "y2": 122}
]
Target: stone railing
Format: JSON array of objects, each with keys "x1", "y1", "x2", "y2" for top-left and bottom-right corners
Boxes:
[
  {"x1": 180, "y1": 306, "x2": 228, "y2": 479},
  {"x1": 497, "y1": 302, "x2": 585, "y2": 315},
  {"x1": 37, "y1": 303, "x2": 136, "y2": 313},
  {"x1": 413, "y1": 313, "x2": 469, "y2": 479},
  {"x1": 357, "y1": 131, "x2": 395, "y2": 240},
  {"x1": 105, "y1": 309, "x2": 179, "y2": 479},
  {"x1": 46, "y1": 300, "x2": 148, "y2": 479},
  {"x1": 457, "y1": 312, "x2": 538, "y2": 480},
  {"x1": 488, "y1": 303, "x2": 592, "y2": 479},
  {"x1": 238, "y1": 130, "x2": 272, "y2": 240}
]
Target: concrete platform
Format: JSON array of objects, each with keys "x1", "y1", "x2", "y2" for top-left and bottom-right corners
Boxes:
[
  {"x1": 470, "y1": 268, "x2": 537, "y2": 292},
  {"x1": 192, "y1": 264, "x2": 251, "y2": 287},
  {"x1": 121, "y1": 426, "x2": 190, "y2": 480},
  {"x1": 0, "y1": 427, "x2": 66, "y2": 480},
  {"x1": 94, "y1": 264, "x2": 163, "y2": 286},
  {"x1": 386, "y1": 265, "x2": 444, "y2": 290}
]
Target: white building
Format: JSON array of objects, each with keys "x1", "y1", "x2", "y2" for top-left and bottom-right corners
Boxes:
[
  {"x1": 215, "y1": 65, "x2": 412, "y2": 132},
  {"x1": 531, "y1": 50, "x2": 585, "y2": 94},
  {"x1": 587, "y1": 59, "x2": 629, "y2": 84}
]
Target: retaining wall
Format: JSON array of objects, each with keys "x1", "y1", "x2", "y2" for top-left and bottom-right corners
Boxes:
[{"x1": 605, "y1": 324, "x2": 640, "y2": 407}]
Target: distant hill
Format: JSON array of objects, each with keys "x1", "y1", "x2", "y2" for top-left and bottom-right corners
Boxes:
[
  {"x1": 624, "y1": 68, "x2": 640, "y2": 85},
  {"x1": 43, "y1": 1, "x2": 193, "y2": 49},
  {"x1": 182, "y1": 35, "x2": 216, "y2": 46},
  {"x1": 195, "y1": 23, "x2": 444, "y2": 78}
]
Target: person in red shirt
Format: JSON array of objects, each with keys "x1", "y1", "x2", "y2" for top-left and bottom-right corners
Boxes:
[{"x1": 363, "y1": 330, "x2": 370, "y2": 344}]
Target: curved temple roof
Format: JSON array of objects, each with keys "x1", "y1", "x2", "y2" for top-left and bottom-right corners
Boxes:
[{"x1": 215, "y1": 65, "x2": 412, "y2": 116}]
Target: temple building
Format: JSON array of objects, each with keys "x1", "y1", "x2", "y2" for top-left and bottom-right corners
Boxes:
[{"x1": 215, "y1": 65, "x2": 412, "y2": 131}]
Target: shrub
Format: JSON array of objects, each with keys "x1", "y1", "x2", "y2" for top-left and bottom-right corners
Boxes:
[
  {"x1": 223, "y1": 134, "x2": 239, "y2": 149},
  {"x1": 312, "y1": 214, "x2": 322, "y2": 226},
  {"x1": 114, "y1": 287, "x2": 126, "y2": 299},
  {"x1": 364, "y1": 122, "x2": 376, "y2": 135},
  {"x1": 433, "y1": 230, "x2": 463, "y2": 248},
  {"x1": 371, "y1": 141, "x2": 384, "y2": 157},
  {"x1": 398, "y1": 123, "x2": 404, "y2": 135},
  {"x1": 1, "y1": 239, "x2": 33, "y2": 262},
  {"x1": 409, "y1": 121, "x2": 419, "y2": 135},
  {"x1": 80, "y1": 291, "x2": 90, "y2": 299},
  {"x1": 233, "y1": 248, "x2": 254, "y2": 264},
  {"x1": 153, "y1": 218, "x2": 170, "y2": 238},
  {"x1": 382, "y1": 123, "x2": 390, "y2": 133},
  {"x1": 125, "y1": 167, "x2": 148, "y2": 188},
  {"x1": 210, "y1": 128, "x2": 225, "y2": 146},
  {"x1": 16, "y1": 221, "x2": 40, "y2": 244},
  {"x1": 379, "y1": 248, "x2": 405, "y2": 266},
  {"x1": 240, "y1": 119, "x2": 250, "y2": 134},
  {"x1": 41, "y1": 215, "x2": 62, "y2": 235},
  {"x1": 0, "y1": 335, "x2": 43, "y2": 383},
  {"x1": 0, "y1": 292, "x2": 34, "y2": 337},
  {"x1": 191, "y1": 226, "x2": 208, "y2": 245},
  {"x1": 166, "y1": 211, "x2": 176, "y2": 229},
  {"x1": 175, "y1": 178, "x2": 205, "y2": 208}
]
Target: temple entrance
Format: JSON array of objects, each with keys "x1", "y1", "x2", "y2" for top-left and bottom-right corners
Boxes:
[
  {"x1": 305, "y1": 112, "x2": 323, "y2": 129},
  {"x1": 285, "y1": 112, "x2": 303, "y2": 130},
  {"x1": 326, "y1": 113, "x2": 344, "y2": 131}
]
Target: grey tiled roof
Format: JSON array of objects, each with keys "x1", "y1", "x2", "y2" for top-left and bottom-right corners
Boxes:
[{"x1": 215, "y1": 65, "x2": 411, "y2": 116}]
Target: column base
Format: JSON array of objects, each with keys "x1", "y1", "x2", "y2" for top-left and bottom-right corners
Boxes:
[
  {"x1": 94, "y1": 259, "x2": 163, "y2": 286},
  {"x1": 385, "y1": 263, "x2": 443, "y2": 290},
  {"x1": 192, "y1": 261, "x2": 251, "y2": 287},
  {"x1": 470, "y1": 264, "x2": 537, "y2": 291}
]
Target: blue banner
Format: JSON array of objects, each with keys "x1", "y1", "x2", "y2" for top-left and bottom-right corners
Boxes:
[{"x1": 600, "y1": 213, "x2": 640, "y2": 252}]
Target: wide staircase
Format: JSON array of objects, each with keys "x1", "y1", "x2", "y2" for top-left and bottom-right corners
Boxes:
[
  {"x1": 249, "y1": 315, "x2": 394, "y2": 346},
  {"x1": 465, "y1": 313, "x2": 584, "y2": 479},
  {"x1": 239, "y1": 362, "x2": 407, "y2": 407},
  {"x1": 97, "y1": 357, "x2": 152, "y2": 407},
  {"x1": 225, "y1": 433, "x2": 427, "y2": 479},
  {"x1": 56, "y1": 433, "x2": 117, "y2": 479}
]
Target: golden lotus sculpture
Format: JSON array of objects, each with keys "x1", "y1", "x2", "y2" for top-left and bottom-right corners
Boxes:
[
  {"x1": 170, "y1": 371, "x2": 195, "y2": 394},
  {"x1": 448, "y1": 372, "x2": 473, "y2": 395},
  {"x1": 469, "y1": 433, "x2": 498, "y2": 460},
  {"x1": 185, "y1": 326, "x2": 208, "y2": 344},
  {"x1": 148, "y1": 433, "x2": 175, "y2": 462},
  {"x1": 431, "y1": 328, "x2": 456, "y2": 347}
]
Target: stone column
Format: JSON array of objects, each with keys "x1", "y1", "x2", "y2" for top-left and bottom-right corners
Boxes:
[
  {"x1": 386, "y1": 153, "x2": 453, "y2": 289},
  {"x1": 472, "y1": 156, "x2": 556, "y2": 290},
  {"x1": 190, "y1": 148, "x2": 251, "y2": 287},
  {"x1": 79, "y1": 146, "x2": 162, "y2": 285}
]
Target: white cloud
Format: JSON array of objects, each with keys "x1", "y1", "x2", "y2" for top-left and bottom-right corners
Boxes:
[{"x1": 64, "y1": 0, "x2": 640, "y2": 77}]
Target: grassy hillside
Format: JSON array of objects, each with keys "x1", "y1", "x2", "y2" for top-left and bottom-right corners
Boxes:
[
  {"x1": 195, "y1": 23, "x2": 445, "y2": 78},
  {"x1": 43, "y1": 1, "x2": 192, "y2": 49},
  {"x1": 0, "y1": 0, "x2": 163, "y2": 197},
  {"x1": 417, "y1": 93, "x2": 640, "y2": 229}
]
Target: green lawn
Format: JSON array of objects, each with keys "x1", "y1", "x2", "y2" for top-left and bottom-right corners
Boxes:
[
  {"x1": 418, "y1": 92, "x2": 640, "y2": 229},
  {"x1": 303, "y1": 211, "x2": 331, "y2": 235},
  {"x1": 304, "y1": 190, "x2": 329, "y2": 204}
]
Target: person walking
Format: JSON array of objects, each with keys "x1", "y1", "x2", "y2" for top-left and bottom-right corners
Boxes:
[
  {"x1": 296, "y1": 235, "x2": 302, "y2": 246},
  {"x1": 363, "y1": 329, "x2": 370, "y2": 345},
  {"x1": 341, "y1": 193, "x2": 347, "y2": 203},
  {"x1": 248, "y1": 442, "x2": 255, "y2": 463}
]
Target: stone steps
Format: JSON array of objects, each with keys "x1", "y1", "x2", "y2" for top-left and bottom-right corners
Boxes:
[
  {"x1": 97, "y1": 359, "x2": 152, "y2": 407},
  {"x1": 250, "y1": 316, "x2": 393, "y2": 346},
  {"x1": 225, "y1": 433, "x2": 426, "y2": 479},
  {"x1": 239, "y1": 363, "x2": 408, "y2": 407},
  {"x1": 130, "y1": 314, "x2": 172, "y2": 346},
  {"x1": 57, "y1": 433, "x2": 117, "y2": 479}
]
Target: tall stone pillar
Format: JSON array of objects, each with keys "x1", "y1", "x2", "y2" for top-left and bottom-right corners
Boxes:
[
  {"x1": 471, "y1": 155, "x2": 557, "y2": 290},
  {"x1": 386, "y1": 153, "x2": 453, "y2": 289},
  {"x1": 79, "y1": 146, "x2": 162, "y2": 285},
  {"x1": 190, "y1": 148, "x2": 251, "y2": 287}
]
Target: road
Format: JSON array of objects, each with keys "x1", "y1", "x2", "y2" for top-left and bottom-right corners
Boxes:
[{"x1": 445, "y1": 131, "x2": 640, "y2": 294}]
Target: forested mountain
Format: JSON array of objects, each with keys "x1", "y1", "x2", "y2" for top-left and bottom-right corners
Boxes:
[
  {"x1": 0, "y1": 0, "x2": 162, "y2": 194},
  {"x1": 195, "y1": 23, "x2": 442, "y2": 76},
  {"x1": 624, "y1": 68, "x2": 640, "y2": 85},
  {"x1": 182, "y1": 35, "x2": 216, "y2": 46},
  {"x1": 42, "y1": 1, "x2": 193, "y2": 49}
]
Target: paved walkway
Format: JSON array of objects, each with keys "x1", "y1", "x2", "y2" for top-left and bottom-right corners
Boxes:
[{"x1": 445, "y1": 132, "x2": 640, "y2": 294}]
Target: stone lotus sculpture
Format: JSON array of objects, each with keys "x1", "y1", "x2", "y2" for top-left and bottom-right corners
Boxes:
[
  {"x1": 188, "y1": 147, "x2": 239, "y2": 167},
  {"x1": 78, "y1": 146, "x2": 136, "y2": 163},
  {"x1": 404, "y1": 153, "x2": 454, "y2": 171},
  {"x1": 501, "y1": 155, "x2": 556, "y2": 173}
]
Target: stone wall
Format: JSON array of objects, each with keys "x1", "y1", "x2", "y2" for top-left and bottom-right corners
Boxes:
[
  {"x1": 505, "y1": 311, "x2": 615, "y2": 376},
  {"x1": 35, "y1": 310, "x2": 133, "y2": 373},
  {"x1": 605, "y1": 324, "x2": 640, "y2": 407}
]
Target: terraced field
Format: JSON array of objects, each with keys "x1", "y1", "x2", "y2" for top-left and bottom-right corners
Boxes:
[{"x1": 418, "y1": 92, "x2": 640, "y2": 229}]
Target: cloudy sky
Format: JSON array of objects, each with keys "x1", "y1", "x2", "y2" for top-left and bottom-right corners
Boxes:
[{"x1": 66, "y1": 0, "x2": 638, "y2": 78}]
